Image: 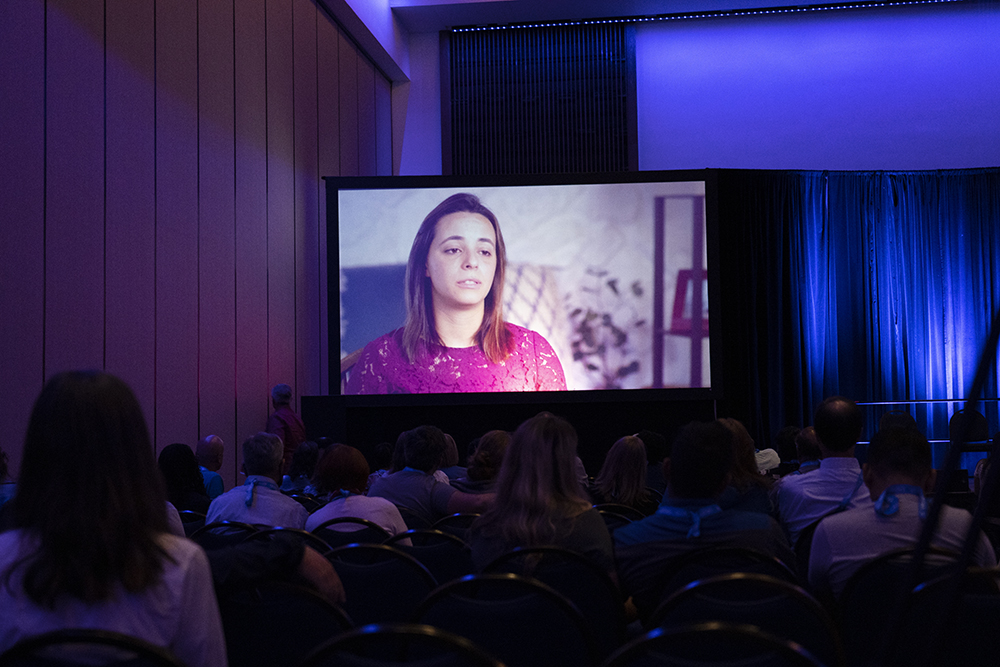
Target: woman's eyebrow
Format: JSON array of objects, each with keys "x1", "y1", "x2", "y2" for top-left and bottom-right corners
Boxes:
[{"x1": 439, "y1": 235, "x2": 495, "y2": 246}]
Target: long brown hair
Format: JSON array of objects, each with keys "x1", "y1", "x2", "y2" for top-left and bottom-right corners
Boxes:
[
  {"x1": 717, "y1": 418, "x2": 772, "y2": 492},
  {"x1": 402, "y1": 193, "x2": 513, "y2": 364},
  {"x1": 593, "y1": 436, "x2": 650, "y2": 507},
  {"x1": 6, "y1": 371, "x2": 170, "y2": 608},
  {"x1": 473, "y1": 412, "x2": 591, "y2": 546}
]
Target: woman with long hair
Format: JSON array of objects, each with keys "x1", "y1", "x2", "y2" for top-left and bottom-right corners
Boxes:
[
  {"x1": 717, "y1": 417, "x2": 774, "y2": 514},
  {"x1": 0, "y1": 371, "x2": 226, "y2": 666},
  {"x1": 590, "y1": 436, "x2": 659, "y2": 516},
  {"x1": 451, "y1": 429, "x2": 511, "y2": 495},
  {"x1": 158, "y1": 442, "x2": 212, "y2": 514},
  {"x1": 468, "y1": 413, "x2": 613, "y2": 572},
  {"x1": 345, "y1": 193, "x2": 566, "y2": 394}
]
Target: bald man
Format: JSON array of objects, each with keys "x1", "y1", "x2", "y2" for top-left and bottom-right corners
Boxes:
[{"x1": 197, "y1": 435, "x2": 225, "y2": 499}]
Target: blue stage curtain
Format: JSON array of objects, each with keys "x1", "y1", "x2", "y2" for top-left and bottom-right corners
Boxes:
[{"x1": 717, "y1": 168, "x2": 1000, "y2": 449}]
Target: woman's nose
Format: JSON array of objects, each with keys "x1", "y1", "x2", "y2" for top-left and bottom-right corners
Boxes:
[{"x1": 464, "y1": 254, "x2": 478, "y2": 269}]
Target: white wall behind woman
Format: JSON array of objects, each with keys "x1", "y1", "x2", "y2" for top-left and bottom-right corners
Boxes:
[{"x1": 637, "y1": 2, "x2": 1000, "y2": 171}]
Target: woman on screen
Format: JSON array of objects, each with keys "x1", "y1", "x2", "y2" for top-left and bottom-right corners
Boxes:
[{"x1": 345, "y1": 193, "x2": 566, "y2": 394}]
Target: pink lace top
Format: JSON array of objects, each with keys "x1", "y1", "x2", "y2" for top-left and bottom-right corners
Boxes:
[{"x1": 345, "y1": 323, "x2": 566, "y2": 394}]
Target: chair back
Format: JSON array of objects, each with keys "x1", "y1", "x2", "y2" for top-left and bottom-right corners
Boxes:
[
  {"x1": 290, "y1": 494, "x2": 323, "y2": 513},
  {"x1": 650, "y1": 572, "x2": 844, "y2": 667},
  {"x1": 597, "y1": 509, "x2": 633, "y2": 533},
  {"x1": 395, "y1": 505, "x2": 433, "y2": 530},
  {"x1": 594, "y1": 503, "x2": 646, "y2": 522},
  {"x1": 177, "y1": 510, "x2": 206, "y2": 537},
  {"x1": 431, "y1": 513, "x2": 480, "y2": 542},
  {"x1": 242, "y1": 526, "x2": 333, "y2": 552},
  {"x1": 217, "y1": 580, "x2": 352, "y2": 667},
  {"x1": 412, "y1": 573, "x2": 600, "y2": 667},
  {"x1": 483, "y1": 545, "x2": 626, "y2": 659},
  {"x1": 298, "y1": 623, "x2": 505, "y2": 667},
  {"x1": 326, "y1": 544, "x2": 437, "y2": 625},
  {"x1": 0, "y1": 629, "x2": 186, "y2": 667},
  {"x1": 311, "y1": 517, "x2": 392, "y2": 548},
  {"x1": 189, "y1": 521, "x2": 259, "y2": 550},
  {"x1": 603, "y1": 622, "x2": 824, "y2": 667},
  {"x1": 383, "y1": 529, "x2": 474, "y2": 586}
]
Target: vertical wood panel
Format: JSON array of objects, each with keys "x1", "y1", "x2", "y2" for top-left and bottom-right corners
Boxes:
[
  {"x1": 266, "y1": 0, "x2": 298, "y2": 397},
  {"x1": 198, "y1": 0, "x2": 237, "y2": 465},
  {"x1": 338, "y1": 32, "x2": 359, "y2": 176},
  {"x1": 45, "y1": 0, "x2": 105, "y2": 375},
  {"x1": 293, "y1": 0, "x2": 322, "y2": 399},
  {"x1": 106, "y1": 0, "x2": 156, "y2": 426},
  {"x1": 356, "y1": 56, "x2": 377, "y2": 176},
  {"x1": 375, "y1": 74, "x2": 392, "y2": 176},
  {"x1": 234, "y1": 0, "x2": 270, "y2": 481},
  {"x1": 316, "y1": 15, "x2": 341, "y2": 394},
  {"x1": 0, "y1": 0, "x2": 46, "y2": 476},
  {"x1": 155, "y1": 0, "x2": 200, "y2": 450}
]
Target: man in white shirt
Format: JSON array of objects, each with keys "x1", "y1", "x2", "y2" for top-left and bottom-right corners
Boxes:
[
  {"x1": 206, "y1": 432, "x2": 308, "y2": 529},
  {"x1": 808, "y1": 425, "x2": 996, "y2": 598},
  {"x1": 776, "y1": 396, "x2": 872, "y2": 547}
]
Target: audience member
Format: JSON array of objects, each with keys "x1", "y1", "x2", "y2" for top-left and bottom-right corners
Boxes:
[
  {"x1": 368, "y1": 425, "x2": 490, "y2": 524},
  {"x1": 305, "y1": 445, "x2": 408, "y2": 537},
  {"x1": 791, "y1": 426, "x2": 822, "y2": 475},
  {"x1": 158, "y1": 443, "x2": 212, "y2": 514},
  {"x1": 613, "y1": 421, "x2": 794, "y2": 622},
  {"x1": 281, "y1": 440, "x2": 319, "y2": 493},
  {"x1": 0, "y1": 371, "x2": 226, "y2": 666},
  {"x1": 265, "y1": 383, "x2": 307, "y2": 473},
  {"x1": 366, "y1": 441, "x2": 394, "y2": 491},
  {"x1": 717, "y1": 418, "x2": 774, "y2": 514},
  {"x1": 468, "y1": 412, "x2": 614, "y2": 573},
  {"x1": 206, "y1": 432, "x2": 309, "y2": 529},
  {"x1": 773, "y1": 425, "x2": 801, "y2": 476},
  {"x1": 637, "y1": 429, "x2": 669, "y2": 494},
  {"x1": 776, "y1": 396, "x2": 872, "y2": 547},
  {"x1": 808, "y1": 426, "x2": 997, "y2": 598},
  {"x1": 196, "y1": 434, "x2": 226, "y2": 499},
  {"x1": 439, "y1": 432, "x2": 467, "y2": 481},
  {"x1": 452, "y1": 429, "x2": 510, "y2": 495},
  {"x1": 589, "y1": 435, "x2": 659, "y2": 516}
]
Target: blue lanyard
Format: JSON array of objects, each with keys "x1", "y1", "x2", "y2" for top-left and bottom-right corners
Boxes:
[
  {"x1": 244, "y1": 477, "x2": 279, "y2": 507},
  {"x1": 874, "y1": 484, "x2": 927, "y2": 520},
  {"x1": 656, "y1": 503, "x2": 723, "y2": 538}
]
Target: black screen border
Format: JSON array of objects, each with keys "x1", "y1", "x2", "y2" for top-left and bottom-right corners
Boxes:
[{"x1": 325, "y1": 169, "x2": 722, "y2": 408}]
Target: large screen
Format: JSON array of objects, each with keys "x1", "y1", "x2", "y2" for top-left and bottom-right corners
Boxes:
[{"x1": 328, "y1": 172, "x2": 716, "y2": 398}]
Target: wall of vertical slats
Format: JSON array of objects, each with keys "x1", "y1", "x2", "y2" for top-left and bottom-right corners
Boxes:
[
  {"x1": 448, "y1": 24, "x2": 636, "y2": 175},
  {"x1": 0, "y1": 0, "x2": 392, "y2": 488}
]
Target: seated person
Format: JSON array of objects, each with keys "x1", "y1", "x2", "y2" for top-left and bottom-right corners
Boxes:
[
  {"x1": 368, "y1": 425, "x2": 491, "y2": 525},
  {"x1": 808, "y1": 426, "x2": 997, "y2": 599},
  {"x1": 281, "y1": 440, "x2": 319, "y2": 494},
  {"x1": 0, "y1": 371, "x2": 226, "y2": 667},
  {"x1": 206, "y1": 432, "x2": 309, "y2": 529},
  {"x1": 638, "y1": 429, "x2": 669, "y2": 495},
  {"x1": 451, "y1": 429, "x2": 510, "y2": 495},
  {"x1": 468, "y1": 412, "x2": 614, "y2": 574},
  {"x1": 158, "y1": 442, "x2": 212, "y2": 514},
  {"x1": 614, "y1": 421, "x2": 794, "y2": 623},
  {"x1": 196, "y1": 434, "x2": 226, "y2": 499},
  {"x1": 305, "y1": 445, "x2": 408, "y2": 537},
  {"x1": 589, "y1": 435, "x2": 659, "y2": 516},
  {"x1": 439, "y1": 433, "x2": 467, "y2": 481},
  {"x1": 776, "y1": 396, "x2": 872, "y2": 547},
  {"x1": 717, "y1": 418, "x2": 774, "y2": 515}
]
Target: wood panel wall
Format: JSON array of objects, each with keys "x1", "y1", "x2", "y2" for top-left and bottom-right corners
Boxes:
[{"x1": 0, "y1": 0, "x2": 392, "y2": 490}]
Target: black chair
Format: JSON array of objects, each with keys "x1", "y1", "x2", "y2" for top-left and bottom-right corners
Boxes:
[
  {"x1": 297, "y1": 623, "x2": 505, "y2": 667},
  {"x1": 0, "y1": 629, "x2": 187, "y2": 667},
  {"x1": 950, "y1": 408, "x2": 989, "y2": 450},
  {"x1": 793, "y1": 509, "x2": 844, "y2": 582},
  {"x1": 594, "y1": 503, "x2": 646, "y2": 522},
  {"x1": 597, "y1": 509, "x2": 633, "y2": 533},
  {"x1": 326, "y1": 544, "x2": 437, "y2": 625},
  {"x1": 290, "y1": 494, "x2": 323, "y2": 513},
  {"x1": 603, "y1": 622, "x2": 824, "y2": 667},
  {"x1": 217, "y1": 580, "x2": 352, "y2": 667},
  {"x1": 651, "y1": 546, "x2": 800, "y2": 615},
  {"x1": 483, "y1": 546, "x2": 627, "y2": 660},
  {"x1": 412, "y1": 573, "x2": 600, "y2": 667},
  {"x1": 311, "y1": 517, "x2": 392, "y2": 548},
  {"x1": 905, "y1": 571, "x2": 1000, "y2": 667},
  {"x1": 189, "y1": 521, "x2": 259, "y2": 550},
  {"x1": 395, "y1": 505, "x2": 433, "y2": 530},
  {"x1": 649, "y1": 573, "x2": 844, "y2": 667},
  {"x1": 383, "y1": 529, "x2": 474, "y2": 586},
  {"x1": 431, "y1": 513, "x2": 480, "y2": 542},
  {"x1": 241, "y1": 526, "x2": 332, "y2": 552},
  {"x1": 836, "y1": 547, "x2": 965, "y2": 666},
  {"x1": 177, "y1": 510, "x2": 206, "y2": 537}
]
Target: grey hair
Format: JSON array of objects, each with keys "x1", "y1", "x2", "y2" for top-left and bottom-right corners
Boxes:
[
  {"x1": 271, "y1": 384, "x2": 293, "y2": 405},
  {"x1": 242, "y1": 432, "x2": 283, "y2": 475}
]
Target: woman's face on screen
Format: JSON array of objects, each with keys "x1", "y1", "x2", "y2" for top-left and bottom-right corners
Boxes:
[{"x1": 425, "y1": 211, "x2": 498, "y2": 314}]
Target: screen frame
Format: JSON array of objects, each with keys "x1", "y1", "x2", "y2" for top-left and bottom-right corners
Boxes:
[{"x1": 325, "y1": 169, "x2": 722, "y2": 408}]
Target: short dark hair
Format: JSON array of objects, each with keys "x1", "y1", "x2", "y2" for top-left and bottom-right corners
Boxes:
[
  {"x1": 814, "y1": 396, "x2": 863, "y2": 452},
  {"x1": 467, "y1": 430, "x2": 510, "y2": 482},
  {"x1": 402, "y1": 425, "x2": 448, "y2": 473},
  {"x1": 867, "y1": 426, "x2": 932, "y2": 479},
  {"x1": 158, "y1": 443, "x2": 208, "y2": 506},
  {"x1": 636, "y1": 429, "x2": 668, "y2": 464},
  {"x1": 312, "y1": 445, "x2": 369, "y2": 495},
  {"x1": 668, "y1": 421, "x2": 734, "y2": 499}
]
